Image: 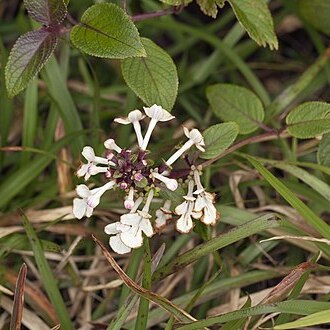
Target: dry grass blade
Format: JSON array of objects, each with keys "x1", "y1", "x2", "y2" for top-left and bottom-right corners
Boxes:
[
  {"x1": 92, "y1": 235, "x2": 197, "y2": 323},
  {"x1": 10, "y1": 263, "x2": 27, "y2": 330},
  {"x1": 260, "y1": 262, "x2": 317, "y2": 304},
  {"x1": 260, "y1": 235, "x2": 330, "y2": 245}
]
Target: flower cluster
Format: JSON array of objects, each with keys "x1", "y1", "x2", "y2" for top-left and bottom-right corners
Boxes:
[{"x1": 73, "y1": 104, "x2": 219, "y2": 254}]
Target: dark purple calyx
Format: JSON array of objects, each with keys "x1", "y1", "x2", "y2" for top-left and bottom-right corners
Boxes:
[{"x1": 106, "y1": 149, "x2": 153, "y2": 191}]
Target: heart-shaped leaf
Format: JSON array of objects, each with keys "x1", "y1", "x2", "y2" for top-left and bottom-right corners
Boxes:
[
  {"x1": 5, "y1": 29, "x2": 58, "y2": 97},
  {"x1": 70, "y1": 3, "x2": 145, "y2": 59},
  {"x1": 121, "y1": 38, "x2": 178, "y2": 110},
  {"x1": 201, "y1": 122, "x2": 239, "y2": 159},
  {"x1": 206, "y1": 83, "x2": 265, "y2": 134},
  {"x1": 227, "y1": 0, "x2": 278, "y2": 50},
  {"x1": 24, "y1": 0, "x2": 67, "y2": 26},
  {"x1": 286, "y1": 102, "x2": 330, "y2": 138}
]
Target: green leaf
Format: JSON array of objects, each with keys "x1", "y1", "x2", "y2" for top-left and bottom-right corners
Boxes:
[
  {"x1": 274, "y1": 309, "x2": 330, "y2": 329},
  {"x1": 122, "y1": 38, "x2": 178, "y2": 111},
  {"x1": 206, "y1": 83, "x2": 264, "y2": 134},
  {"x1": 201, "y1": 122, "x2": 239, "y2": 159},
  {"x1": 227, "y1": 0, "x2": 278, "y2": 50},
  {"x1": 286, "y1": 102, "x2": 330, "y2": 138},
  {"x1": 24, "y1": 0, "x2": 67, "y2": 26},
  {"x1": 5, "y1": 29, "x2": 57, "y2": 97},
  {"x1": 196, "y1": 0, "x2": 225, "y2": 18},
  {"x1": 318, "y1": 133, "x2": 330, "y2": 167},
  {"x1": 70, "y1": 3, "x2": 145, "y2": 59},
  {"x1": 152, "y1": 213, "x2": 279, "y2": 281},
  {"x1": 21, "y1": 213, "x2": 73, "y2": 330},
  {"x1": 299, "y1": 0, "x2": 330, "y2": 36},
  {"x1": 176, "y1": 300, "x2": 330, "y2": 330},
  {"x1": 244, "y1": 155, "x2": 330, "y2": 240}
]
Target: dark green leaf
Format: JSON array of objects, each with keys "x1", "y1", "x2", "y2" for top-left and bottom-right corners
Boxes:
[
  {"x1": 201, "y1": 122, "x2": 239, "y2": 159},
  {"x1": 5, "y1": 29, "x2": 57, "y2": 98},
  {"x1": 206, "y1": 83, "x2": 264, "y2": 134},
  {"x1": 122, "y1": 38, "x2": 178, "y2": 110},
  {"x1": 286, "y1": 102, "x2": 330, "y2": 138},
  {"x1": 299, "y1": 0, "x2": 330, "y2": 36},
  {"x1": 227, "y1": 0, "x2": 278, "y2": 49},
  {"x1": 317, "y1": 133, "x2": 330, "y2": 167},
  {"x1": 70, "y1": 3, "x2": 145, "y2": 59},
  {"x1": 196, "y1": 0, "x2": 225, "y2": 18}
]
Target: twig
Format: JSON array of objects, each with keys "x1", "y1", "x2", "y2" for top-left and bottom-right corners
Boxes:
[
  {"x1": 201, "y1": 129, "x2": 289, "y2": 168},
  {"x1": 131, "y1": 6, "x2": 183, "y2": 22}
]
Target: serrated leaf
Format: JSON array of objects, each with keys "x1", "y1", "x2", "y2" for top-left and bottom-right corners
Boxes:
[
  {"x1": 317, "y1": 133, "x2": 330, "y2": 167},
  {"x1": 24, "y1": 0, "x2": 67, "y2": 26},
  {"x1": 206, "y1": 83, "x2": 264, "y2": 134},
  {"x1": 5, "y1": 29, "x2": 57, "y2": 98},
  {"x1": 286, "y1": 102, "x2": 330, "y2": 139},
  {"x1": 70, "y1": 3, "x2": 145, "y2": 59},
  {"x1": 121, "y1": 38, "x2": 178, "y2": 110},
  {"x1": 201, "y1": 122, "x2": 239, "y2": 159},
  {"x1": 299, "y1": 0, "x2": 330, "y2": 36},
  {"x1": 227, "y1": 0, "x2": 278, "y2": 50},
  {"x1": 196, "y1": 0, "x2": 225, "y2": 18}
]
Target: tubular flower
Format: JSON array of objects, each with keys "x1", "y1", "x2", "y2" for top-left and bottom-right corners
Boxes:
[
  {"x1": 76, "y1": 146, "x2": 112, "y2": 181},
  {"x1": 73, "y1": 181, "x2": 116, "y2": 219},
  {"x1": 175, "y1": 180, "x2": 202, "y2": 233},
  {"x1": 73, "y1": 103, "x2": 219, "y2": 255},
  {"x1": 193, "y1": 168, "x2": 219, "y2": 225},
  {"x1": 155, "y1": 200, "x2": 172, "y2": 230},
  {"x1": 166, "y1": 127, "x2": 205, "y2": 166}
]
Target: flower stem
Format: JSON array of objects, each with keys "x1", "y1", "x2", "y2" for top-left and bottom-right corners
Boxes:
[{"x1": 134, "y1": 237, "x2": 151, "y2": 330}]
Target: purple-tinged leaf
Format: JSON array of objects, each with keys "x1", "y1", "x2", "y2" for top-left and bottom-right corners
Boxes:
[
  {"x1": 24, "y1": 0, "x2": 67, "y2": 26},
  {"x1": 5, "y1": 29, "x2": 58, "y2": 97}
]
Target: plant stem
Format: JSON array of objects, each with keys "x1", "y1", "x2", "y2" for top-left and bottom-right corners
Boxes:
[
  {"x1": 201, "y1": 129, "x2": 289, "y2": 168},
  {"x1": 135, "y1": 237, "x2": 152, "y2": 330},
  {"x1": 132, "y1": 6, "x2": 183, "y2": 22}
]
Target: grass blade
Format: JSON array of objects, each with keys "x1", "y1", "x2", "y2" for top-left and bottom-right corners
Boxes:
[
  {"x1": 21, "y1": 212, "x2": 73, "y2": 329},
  {"x1": 152, "y1": 213, "x2": 280, "y2": 281},
  {"x1": 10, "y1": 263, "x2": 27, "y2": 330},
  {"x1": 244, "y1": 155, "x2": 330, "y2": 239}
]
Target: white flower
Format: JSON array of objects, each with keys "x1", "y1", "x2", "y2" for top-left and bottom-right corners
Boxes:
[
  {"x1": 155, "y1": 200, "x2": 172, "y2": 230},
  {"x1": 184, "y1": 127, "x2": 205, "y2": 152},
  {"x1": 104, "y1": 139, "x2": 122, "y2": 153},
  {"x1": 193, "y1": 169, "x2": 219, "y2": 225},
  {"x1": 72, "y1": 181, "x2": 115, "y2": 219},
  {"x1": 175, "y1": 180, "x2": 201, "y2": 233},
  {"x1": 166, "y1": 127, "x2": 205, "y2": 166},
  {"x1": 124, "y1": 187, "x2": 135, "y2": 209},
  {"x1": 141, "y1": 104, "x2": 175, "y2": 150},
  {"x1": 151, "y1": 171, "x2": 178, "y2": 191},
  {"x1": 114, "y1": 110, "x2": 145, "y2": 147},
  {"x1": 104, "y1": 222, "x2": 132, "y2": 254},
  {"x1": 76, "y1": 146, "x2": 110, "y2": 181},
  {"x1": 119, "y1": 211, "x2": 154, "y2": 248}
]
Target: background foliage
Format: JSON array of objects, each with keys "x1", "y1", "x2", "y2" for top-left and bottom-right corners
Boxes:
[{"x1": 0, "y1": 0, "x2": 330, "y2": 329}]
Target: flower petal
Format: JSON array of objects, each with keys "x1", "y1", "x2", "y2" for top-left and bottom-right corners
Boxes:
[
  {"x1": 82, "y1": 146, "x2": 95, "y2": 161},
  {"x1": 120, "y1": 213, "x2": 142, "y2": 226},
  {"x1": 76, "y1": 184, "x2": 90, "y2": 198},
  {"x1": 114, "y1": 117, "x2": 131, "y2": 125},
  {"x1": 174, "y1": 201, "x2": 188, "y2": 216},
  {"x1": 120, "y1": 227, "x2": 143, "y2": 248},
  {"x1": 143, "y1": 104, "x2": 174, "y2": 122},
  {"x1": 176, "y1": 214, "x2": 194, "y2": 233},
  {"x1": 139, "y1": 218, "x2": 154, "y2": 237},
  {"x1": 73, "y1": 198, "x2": 87, "y2": 219},
  {"x1": 104, "y1": 222, "x2": 121, "y2": 235},
  {"x1": 76, "y1": 164, "x2": 88, "y2": 178},
  {"x1": 109, "y1": 235, "x2": 131, "y2": 254}
]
